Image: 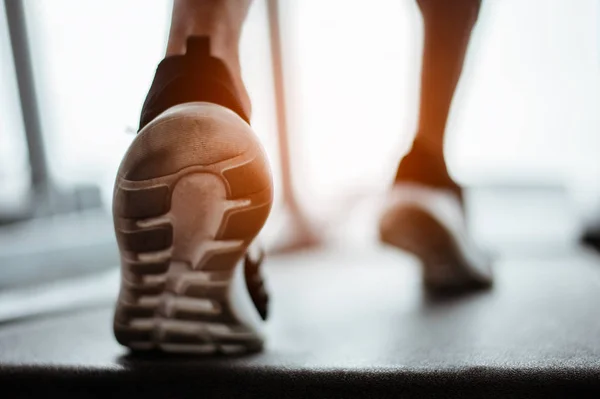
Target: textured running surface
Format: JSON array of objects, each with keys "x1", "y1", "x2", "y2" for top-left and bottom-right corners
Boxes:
[
  {"x1": 113, "y1": 102, "x2": 272, "y2": 354},
  {"x1": 2, "y1": 247, "x2": 600, "y2": 398}
]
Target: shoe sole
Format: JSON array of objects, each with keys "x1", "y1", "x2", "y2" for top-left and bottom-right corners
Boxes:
[
  {"x1": 380, "y1": 204, "x2": 492, "y2": 293},
  {"x1": 112, "y1": 102, "x2": 273, "y2": 354}
]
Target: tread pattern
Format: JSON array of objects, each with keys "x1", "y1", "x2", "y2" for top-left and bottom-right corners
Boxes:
[{"x1": 113, "y1": 139, "x2": 272, "y2": 354}]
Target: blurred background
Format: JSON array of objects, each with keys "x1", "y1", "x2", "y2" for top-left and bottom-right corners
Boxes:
[{"x1": 1, "y1": 0, "x2": 599, "y2": 318}]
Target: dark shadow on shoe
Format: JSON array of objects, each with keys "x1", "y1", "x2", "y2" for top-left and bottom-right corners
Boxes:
[
  {"x1": 582, "y1": 231, "x2": 600, "y2": 253},
  {"x1": 421, "y1": 280, "x2": 493, "y2": 306}
]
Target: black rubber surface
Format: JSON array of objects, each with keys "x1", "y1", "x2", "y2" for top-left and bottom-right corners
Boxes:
[{"x1": 1, "y1": 246, "x2": 600, "y2": 397}]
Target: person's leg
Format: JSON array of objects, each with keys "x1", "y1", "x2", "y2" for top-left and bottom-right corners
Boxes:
[
  {"x1": 113, "y1": 0, "x2": 273, "y2": 354},
  {"x1": 413, "y1": 0, "x2": 480, "y2": 160},
  {"x1": 380, "y1": 0, "x2": 492, "y2": 292},
  {"x1": 165, "y1": 0, "x2": 252, "y2": 117},
  {"x1": 394, "y1": 0, "x2": 481, "y2": 195}
]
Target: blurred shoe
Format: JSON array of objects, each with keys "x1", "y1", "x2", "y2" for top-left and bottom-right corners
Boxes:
[
  {"x1": 582, "y1": 226, "x2": 600, "y2": 253},
  {"x1": 379, "y1": 139, "x2": 493, "y2": 293},
  {"x1": 112, "y1": 37, "x2": 272, "y2": 354}
]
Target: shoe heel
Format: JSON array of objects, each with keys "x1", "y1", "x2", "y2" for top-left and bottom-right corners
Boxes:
[{"x1": 113, "y1": 102, "x2": 272, "y2": 354}]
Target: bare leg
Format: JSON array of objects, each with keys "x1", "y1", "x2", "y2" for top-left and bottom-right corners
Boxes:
[
  {"x1": 382, "y1": 0, "x2": 492, "y2": 293},
  {"x1": 393, "y1": 0, "x2": 481, "y2": 195},
  {"x1": 413, "y1": 0, "x2": 481, "y2": 158},
  {"x1": 165, "y1": 0, "x2": 253, "y2": 117}
]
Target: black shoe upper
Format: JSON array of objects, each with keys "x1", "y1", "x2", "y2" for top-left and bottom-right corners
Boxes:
[
  {"x1": 582, "y1": 227, "x2": 600, "y2": 253},
  {"x1": 244, "y1": 248, "x2": 269, "y2": 320},
  {"x1": 394, "y1": 136, "x2": 463, "y2": 203},
  {"x1": 139, "y1": 36, "x2": 249, "y2": 131}
]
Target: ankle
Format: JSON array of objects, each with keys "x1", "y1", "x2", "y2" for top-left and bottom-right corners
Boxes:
[
  {"x1": 165, "y1": 0, "x2": 252, "y2": 116},
  {"x1": 139, "y1": 36, "x2": 251, "y2": 130},
  {"x1": 394, "y1": 138, "x2": 461, "y2": 199},
  {"x1": 412, "y1": 132, "x2": 445, "y2": 161},
  {"x1": 167, "y1": 35, "x2": 250, "y2": 118},
  {"x1": 166, "y1": 0, "x2": 248, "y2": 52},
  {"x1": 166, "y1": 22, "x2": 241, "y2": 64}
]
